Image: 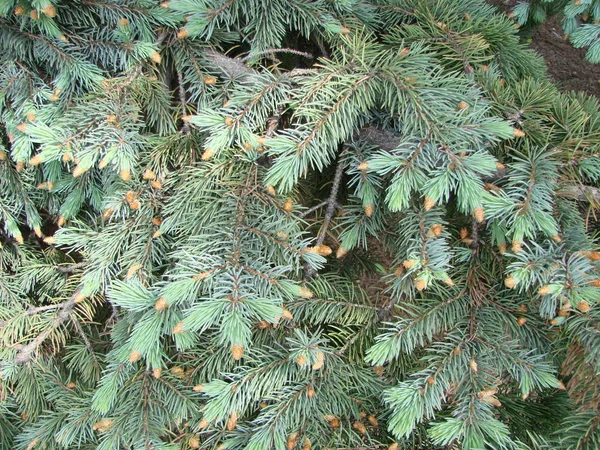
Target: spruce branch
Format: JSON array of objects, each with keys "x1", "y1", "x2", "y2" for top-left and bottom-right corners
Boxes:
[{"x1": 13, "y1": 295, "x2": 79, "y2": 365}]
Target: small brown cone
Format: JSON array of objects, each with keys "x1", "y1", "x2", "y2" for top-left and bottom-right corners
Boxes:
[
  {"x1": 364, "y1": 203, "x2": 375, "y2": 217},
  {"x1": 192, "y1": 384, "x2": 204, "y2": 392},
  {"x1": 516, "y1": 317, "x2": 527, "y2": 326},
  {"x1": 231, "y1": 343, "x2": 244, "y2": 360},
  {"x1": 368, "y1": 415, "x2": 378, "y2": 427},
  {"x1": 306, "y1": 385, "x2": 315, "y2": 398},
  {"x1": 197, "y1": 418, "x2": 209, "y2": 429},
  {"x1": 143, "y1": 169, "x2": 155, "y2": 180},
  {"x1": 459, "y1": 227, "x2": 469, "y2": 239},
  {"x1": 204, "y1": 75, "x2": 217, "y2": 85},
  {"x1": 14, "y1": 5, "x2": 26, "y2": 15},
  {"x1": 296, "y1": 354, "x2": 307, "y2": 366},
  {"x1": 66, "y1": 382, "x2": 76, "y2": 389},
  {"x1": 457, "y1": 101, "x2": 468, "y2": 111},
  {"x1": 266, "y1": 185, "x2": 276, "y2": 196},
  {"x1": 283, "y1": 198, "x2": 294, "y2": 212},
  {"x1": 154, "y1": 297, "x2": 168, "y2": 310},
  {"x1": 152, "y1": 217, "x2": 163, "y2": 226},
  {"x1": 152, "y1": 368, "x2": 162, "y2": 379},
  {"x1": 151, "y1": 180, "x2": 163, "y2": 190},
  {"x1": 177, "y1": 28, "x2": 189, "y2": 38},
  {"x1": 29, "y1": 155, "x2": 42, "y2": 166},
  {"x1": 282, "y1": 308, "x2": 293, "y2": 320},
  {"x1": 498, "y1": 243, "x2": 507, "y2": 254}
]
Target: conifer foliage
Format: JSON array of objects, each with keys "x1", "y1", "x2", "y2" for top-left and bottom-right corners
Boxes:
[{"x1": 1, "y1": 0, "x2": 600, "y2": 449}]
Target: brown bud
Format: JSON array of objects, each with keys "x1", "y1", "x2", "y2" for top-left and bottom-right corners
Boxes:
[
  {"x1": 231, "y1": 343, "x2": 244, "y2": 360},
  {"x1": 224, "y1": 116, "x2": 234, "y2": 126},
  {"x1": 129, "y1": 349, "x2": 142, "y2": 363},
  {"x1": 414, "y1": 278, "x2": 427, "y2": 291},
  {"x1": 459, "y1": 228, "x2": 469, "y2": 239},
  {"x1": 306, "y1": 385, "x2": 315, "y2": 398},
  {"x1": 296, "y1": 354, "x2": 307, "y2": 366},
  {"x1": 368, "y1": 415, "x2": 378, "y2": 427},
  {"x1": 151, "y1": 180, "x2": 163, "y2": 190},
  {"x1": 430, "y1": 224, "x2": 443, "y2": 237},
  {"x1": 336, "y1": 246, "x2": 348, "y2": 258},
  {"x1": 226, "y1": 410, "x2": 238, "y2": 431},
  {"x1": 204, "y1": 75, "x2": 217, "y2": 85},
  {"x1": 388, "y1": 444, "x2": 399, "y2": 450},
  {"x1": 266, "y1": 185, "x2": 276, "y2": 196},
  {"x1": 516, "y1": 317, "x2": 527, "y2": 326},
  {"x1": 66, "y1": 382, "x2": 76, "y2": 389},
  {"x1": 312, "y1": 350, "x2": 324, "y2": 370},
  {"x1": 72, "y1": 165, "x2": 89, "y2": 177},
  {"x1": 287, "y1": 432, "x2": 298, "y2": 450},
  {"x1": 504, "y1": 276, "x2": 518, "y2": 289},
  {"x1": 473, "y1": 207, "x2": 485, "y2": 223},
  {"x1": 197, "y1": 418, "x2": 209, "y2": 429},
  {"x1": 152, "y1": 368, "x2": 162, "y2": 379},
  {"x1": 353, "y1": 420, "x2": 367, "y2": 434},
  {"x1": 119, "y1": 169, "x2": 131, "y2": 182},
  {"x1": 155, "y1": 297, "x2": 168, "y2": 310},
  {"x1": 399, "y1": 48, "x2": 410, "y2": 57},
  {"x1": 498, "y1": 243, "x2": 507, "y2": 254},
  {"x1": 512, "y1": 241, "x2": 523, "y2": 253},
  {"x1": 283, "y1": 198, "x2": 294, "y2": 212},
  {"x1": 152, "y1": 217, "x2": 162, "y2": 226},
  {"x1": 26, "y1": 112, "x2": 37, "y2": 122},
  {"x1": 403, "y1": 259, "x2": 417, "y2": 269},
  {"x1": 538, "y1": 285, "x2": 551, "y2": 296},
  {"x1": 143, "y1": 169, "x2": 155, "y2": 180},
  {"x1": 177, "y1": 28, "x2": 189, "y2": 38},
  {"x1": 426, "y1": 376, "x2": 435, "y2": 385},
  {"x1": 30, "y1": 10, "x2": 39, "y2": 20},
  {"x1": 457, "y1": 101, "x2": 468, "y2": 111},
  {"x1": 299, "y1": 287, "x2": 313, "y2": 298},
  {"x1": 201, "y1": 148, "x2": 214, "y2": 161},
  {"x1": 43, "y1": 236, "x2": 56, "y2": 245},
  {"x1": 42, "y1": 4, "x2": 57, "y2": 17},
  {"x1": 357, "y1": 161, "x2": 369, "y2": 171},
  {"x1": 126, "y1": 263, "x2": 142, "y2": 280},
  {"x1": 577, "y1": 301, "x2": 590, "y2": 313},
  {"x1": 469, "y1": 359, "x2": 478, "y2": 372},
  {"x1": 173, "y1": 321, "x2": 186, "y2": 334},
  {"x1": 424, "y1": 197, "x2": 436, "y2": 211},
  {"x1": 364, "y1": 203, "x2": 375, "y2": 217},
  {"x1": 150, "y1": 51, "x2": 162, "y2": 63},
  {"x1": 14, "y1": 5, "x2": 26, "y2": 15},
  {"x1": 282, "y1": 308, "x2": 293, "y2": 320}
]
